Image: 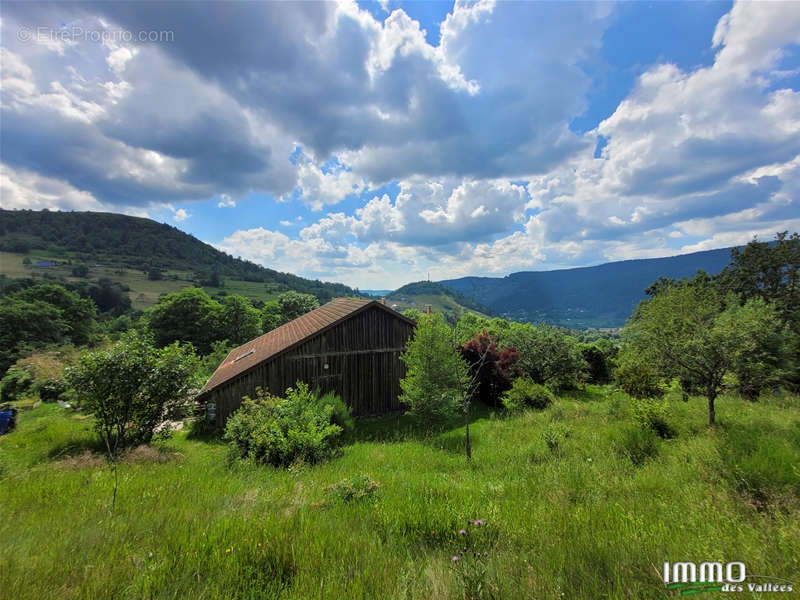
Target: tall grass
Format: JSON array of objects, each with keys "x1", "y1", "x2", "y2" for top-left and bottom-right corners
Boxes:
[{"x1": 1, "y1": 387, "x2": 798, "y2": 599}]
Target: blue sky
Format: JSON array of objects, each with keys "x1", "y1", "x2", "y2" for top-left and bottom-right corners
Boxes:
[{"x1": 1, "y1": 1, "x2": 799, "y2": 288}]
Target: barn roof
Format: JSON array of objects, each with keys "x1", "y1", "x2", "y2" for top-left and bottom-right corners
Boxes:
[{"x1": 199, "y1": 297, "x2": 414, "y2": 397}]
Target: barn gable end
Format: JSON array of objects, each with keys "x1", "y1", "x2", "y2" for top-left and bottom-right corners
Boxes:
[{"x1": 197, "y1": 298, "x2": 415, "y2": 427}]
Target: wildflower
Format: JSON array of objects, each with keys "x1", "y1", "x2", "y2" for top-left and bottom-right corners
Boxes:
[
  {"x1": 459, "y1": 529, "x2": 467, "y2": 535},
  {"x1": 226, "y1": 548, "x2": 231, "y2": 553},
  {"x1": 467, "y1": 519, "x2": 473, "y2": 525},
  {"x1": 483, "y1": 552, "x2": 488, "y2": 557},
  {"x1": 474, "y1": 519, "x2": 484, "y2": 526},
  {"x1": 452, "y1": 556, "x2": 459, "y2": 562}
]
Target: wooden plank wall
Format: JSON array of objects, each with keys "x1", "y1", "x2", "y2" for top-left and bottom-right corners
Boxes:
[{"x1": 210, "y1": 306, "x2": 414, "y2": 426}]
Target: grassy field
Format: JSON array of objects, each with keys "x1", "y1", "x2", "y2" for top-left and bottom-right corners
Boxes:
[{"x1": 1, "y1": 388, "x2": 798, "y2": 599}]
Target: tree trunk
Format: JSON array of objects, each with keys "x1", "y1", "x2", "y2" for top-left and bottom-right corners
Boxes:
[
  {"x1": 465, "y1": 400, "x2": 472, "y2": 460},
  {"x1": 708, "y1": 393, "x2": 716, "y2": 426}
]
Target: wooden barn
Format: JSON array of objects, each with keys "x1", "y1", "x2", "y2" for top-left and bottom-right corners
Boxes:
[{"x1": 197, "y1": 298, "x2": 416, "y2": 427}]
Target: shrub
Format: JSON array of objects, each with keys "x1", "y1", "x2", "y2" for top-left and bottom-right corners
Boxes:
[
  {"x1": 0, "y1": 365, "x2": 34, "y2": 403},
  {"x1": 323, "y1": 474, "x2": 380, "y2": 503},
  {"x1": 224, "y1": 382, "x2": 349, "y2": 467},
  {"x1": 460, "y1": 331, "x2": 518, "y2": 407},
  {"x1": 632, "y1": 398, "x2": 676, "y2": 439},
  {"x1": 502, "y1": 377, "x2": 554, "y2": 411},
  {"x1": 38, "y1": 378, "x2": 68, "y2": 403},
  {"x1": 616, "y1": 425, "x2": 659, "y2": 466},
  {"x1": 315, "y1": 390, "x2": 354, "y2": 434},
  {"x1": 614, "y1": 361, "x2": 665, "y2": 400}
]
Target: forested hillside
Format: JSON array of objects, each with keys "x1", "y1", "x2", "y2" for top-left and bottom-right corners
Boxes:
[
  {"x1": 0, "y1": 209, "x2": 359, "y2": 300},
  {"x1": 440, "y1": 248, "x2": 735, "y2": 328}
]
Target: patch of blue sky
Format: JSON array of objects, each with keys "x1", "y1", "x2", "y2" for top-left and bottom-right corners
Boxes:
[
  {"x1": 356, "y1": 0, "x2": 454, "y2": 45},
  {"x1": 570, "y1": 1, "x2": 733, "y2": 133},
  {"x1": 593, "y1": 135, "x2": 609, "y2": 159},
  {"x1": 175, "y1": 193, "x2": 315, "y2": 243}
]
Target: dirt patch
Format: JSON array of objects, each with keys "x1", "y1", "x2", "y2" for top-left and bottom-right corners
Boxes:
[
  {"x1": 54, "y1": 450, "x2": 106, "y2": 470},
  {"x1": 52, "y1": 445, "x2": 181, "y2": 469},
  {"x1": 123, "y1": 445, "x2": 181, "y2": 464}
]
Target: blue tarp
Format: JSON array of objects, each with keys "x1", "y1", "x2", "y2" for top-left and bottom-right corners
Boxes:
[{"x1": 0, "y1": 410, "x2": 16, "y2": 435}]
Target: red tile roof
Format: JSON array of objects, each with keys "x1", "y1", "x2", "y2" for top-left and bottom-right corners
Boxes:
[{"x1": 199, "y1": 297, "x2": 411, "y2": 396}]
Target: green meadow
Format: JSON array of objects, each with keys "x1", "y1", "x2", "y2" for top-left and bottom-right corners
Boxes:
[
  {"x1": 1, "y1": 388, "x2": 798, "y2": 599},
  {"x1": 0, "y1": 250, "x2": 282, "y2": 310}
]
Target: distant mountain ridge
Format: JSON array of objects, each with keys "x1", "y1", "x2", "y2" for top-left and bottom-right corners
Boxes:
[{"x1": 439, "y1": 247, "x2": 735, "y2": 328}]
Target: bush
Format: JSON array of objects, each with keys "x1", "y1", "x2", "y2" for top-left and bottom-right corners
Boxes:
[
  {"x1": 323, "y1": 474, "x2": 380, "y2": 503},
  {"x1": 0, "y1": 366, "x2": 34, "y2": 403},
  {"x1": 502, "y1": 377, "x2": 554, "y2": 411},
  {"x1": 614, "y1": 361, "x2": 665, "y2": 400},
  {"x1": 616, "y1": 425, "x2": 660, "y2": 466},
  {"x1": 632, "y1": 398, "x2": 676, "y2": 439},
  {"x1": 224, "y1": 382, "x2": 349, "y2": 467},
  {"x1": 460, "y1": 331, "x2": 518, "y2": 407},
  {"x1": 38, "y1": 378, "x2": 68, "y2": 403},
  {"x1": 315, "y1": 390, "x2": 354, "y2": 434}
]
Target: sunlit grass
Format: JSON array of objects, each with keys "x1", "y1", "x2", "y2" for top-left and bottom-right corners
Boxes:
[{"x1": 1, "y1": 387, "x2": 798, "y2": 599}]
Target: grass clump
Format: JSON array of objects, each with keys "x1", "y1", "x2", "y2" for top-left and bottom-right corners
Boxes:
[
  {"x1": 323, "y1": 473, "x2": 380, "y2": 503},
  {"x1": 501, "y1": 377, "x2": 554, "y2": 411},
  {"x1": 615, "y1": 424, "x2": 659, "y2": 466},
  {"x1": 541, "y1": 422, "x2": 571, "y2": 456},
  {"x1": 224, "y1": 382, "x2": 352, "y2": 467},
  {"x1": 718, "y1": 419, "x2": 800, "y2": 506}
]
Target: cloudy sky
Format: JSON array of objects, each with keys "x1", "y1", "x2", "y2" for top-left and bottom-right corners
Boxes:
[{"x1": 1, "y1": 1, "x2": 799, "y2": 289}]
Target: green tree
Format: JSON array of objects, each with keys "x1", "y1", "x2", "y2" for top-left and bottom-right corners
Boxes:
[
  {"x1": 718, "y1": 231, "x2": 800, "y2": 333},
  {"x1": 88, "y1": 278, "x2": 132, "y2": 315},
  {"x1": 146, "y1": 287, "x2": 223, "y2": 353},
  {"x1": 219, "y1": 295, "x2": 262, "y2": 345},
  {"x1": 261, "y1": 300, "x2": 282, "y2": 332},
  {"x1": 624, "y1": 278, "x2": 783, "y2": 425},
  {"x1": 501, "y1": 323, "x2": 586, "y2": 390},
  {"x1": 14, "y1": 283, "x2": 96, "y2": 345},
  {"x1": 261, "y1": 291, "x2": 320, "y2": 332},
  {"x1": 71, "y1": 264, "x2": 89, "y2": 278},
  {"x1": 66, "y1": 333, "x2": 196, "y2": 508},
  {"x1": 717, "y1": 231, "x2": 800, "y2": 392},
  {"x1": 399, "y1": 313, "x2": 468, "y2": 421},
  {"x1": 66, "y1": 333, "x2": 197, "y2": 452},
  {"x1": 0, "y1": 297, "x2": 67, "y2": 374}
]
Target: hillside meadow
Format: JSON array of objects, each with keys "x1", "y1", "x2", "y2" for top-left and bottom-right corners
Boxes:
[
  {"x1": 0, "y1": 250, "x2": 281, "y2": 310},
  {"x1": 1, "y1": 388, "x2": 798, "y2": 599}
]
